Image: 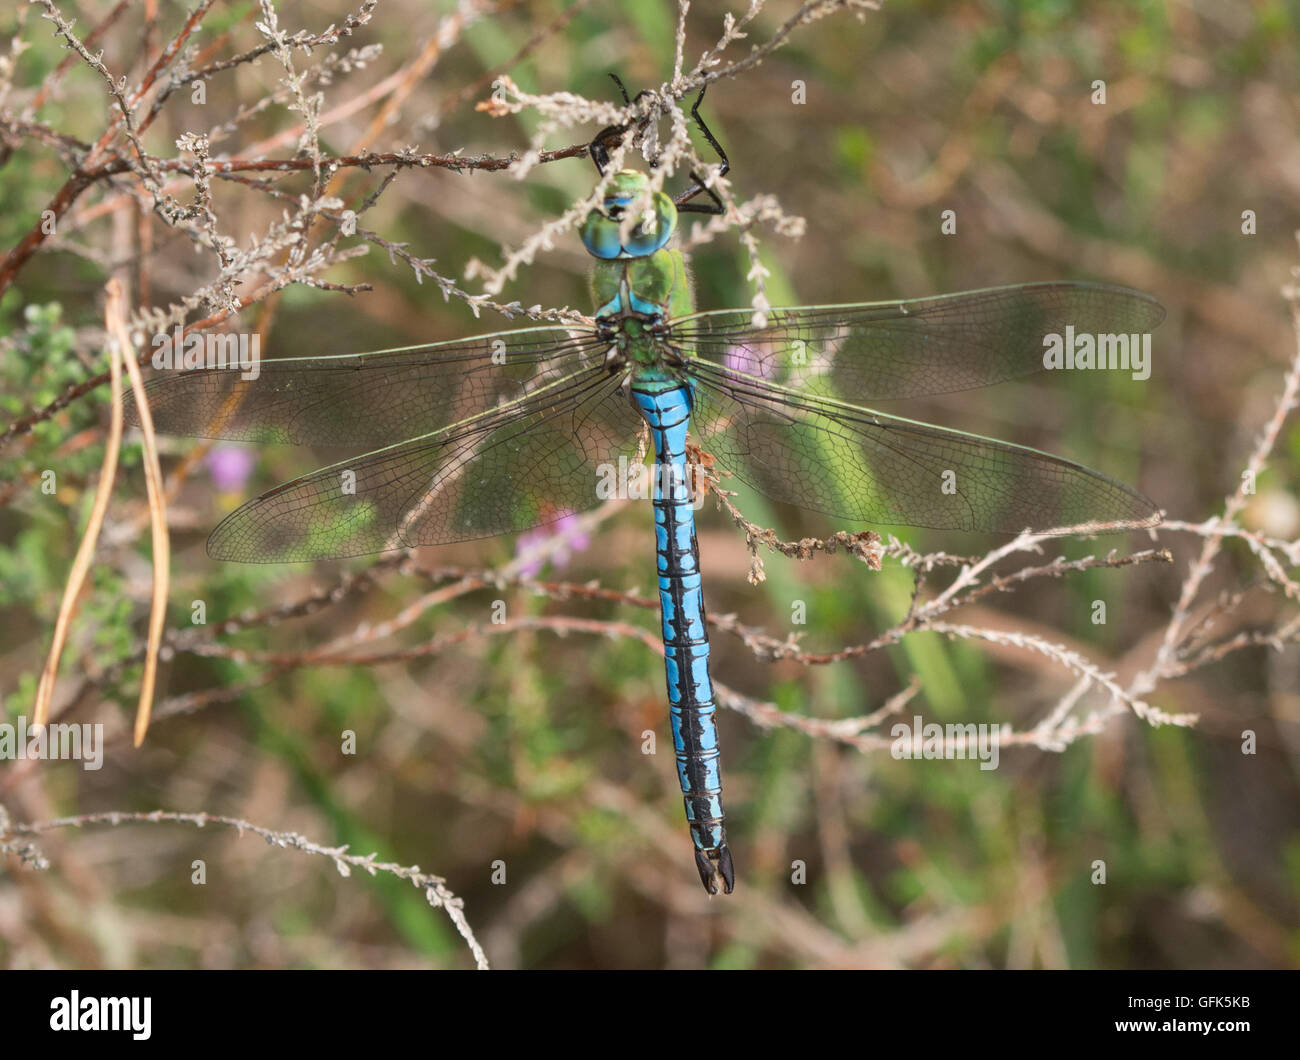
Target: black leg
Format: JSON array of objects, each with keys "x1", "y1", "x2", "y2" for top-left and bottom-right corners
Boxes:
[
  {"x1": 589, "y1": 73, "x2": 645, "y2": 176},
  {"x1": 675, "y1": 84, "x2": 729, "y2": 215},
  {"x1": 608, "y1": 71, "x2": 632, "y2": 104},
  {"x1": 588, "y1": 124, "x2": 621, "y2": 176},
  {"x1": 589, "y1": 77, "x2": 731, "y2": 215}
]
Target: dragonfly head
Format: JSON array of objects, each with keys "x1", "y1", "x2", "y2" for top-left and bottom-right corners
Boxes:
[{"x1": 580, "y1": 169, "x2": 677, "y2": 260}]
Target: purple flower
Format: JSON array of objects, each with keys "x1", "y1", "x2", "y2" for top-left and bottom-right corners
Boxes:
[
  {"x1": 205, "y1": 445, "x2": 255, "y2": 493},
  {"x1": 515, "y1": 511, "x2": 591, "y2": 577}
]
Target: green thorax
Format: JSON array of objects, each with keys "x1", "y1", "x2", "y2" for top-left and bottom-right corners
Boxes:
[
  {"x1": 589, "y1": 250, "x2": 693, "y2": 378},
  {"x1": 590, "y1": 248, "x2": 692, "y2": 325}
]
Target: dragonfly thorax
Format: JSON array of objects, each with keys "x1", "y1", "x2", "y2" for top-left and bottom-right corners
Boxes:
[
  {"x1": 581, "y1": 170, "x2": 696, "y2": 382},
  {"x1": 591, "y1": 249, "x2": 694, "y2": 382}
]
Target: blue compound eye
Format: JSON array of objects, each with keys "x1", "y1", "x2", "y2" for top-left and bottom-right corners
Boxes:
[
  {"x1": 580, "y1": 189, "x2": 677, "y2": 259},
  {"x1": 580, "y1": 210, "x2": 623, "y2": 259},
  {"x1": 622, "y1": 191, "x2": 675, "y2": 256}
]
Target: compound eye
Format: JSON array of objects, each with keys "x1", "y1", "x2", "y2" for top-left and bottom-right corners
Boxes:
[
  {"x1": 579, "y1": 189, "x2": 676, "y2": 259},
  {"x1": 579, "y1": 210, "x2": 623, "y2": 259},
  {"x1": 622, "y1": 190, "x2": 675, "y2": 256}
]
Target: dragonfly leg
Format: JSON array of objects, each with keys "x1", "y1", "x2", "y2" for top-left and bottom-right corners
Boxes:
[
  {"x1": 589, "y1": 77, "x2": 730, "y2": 219},
  {"x1": 674, "y1": 84, "x2": 729, "y2": 216},
  {"x1": 607, "y1": 71, "x2": 632, "y2": 104},
  {"x1": 589, "y1": 73, "x2": 653, "y2": 177}
]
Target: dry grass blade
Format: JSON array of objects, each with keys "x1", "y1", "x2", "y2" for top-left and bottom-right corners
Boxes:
[
  {"x1": 32, "y1": 280, "x2": 127, "y2": 729},
  {"x1": 103, "y1": 280, "x2": 170, "y2": 745}
]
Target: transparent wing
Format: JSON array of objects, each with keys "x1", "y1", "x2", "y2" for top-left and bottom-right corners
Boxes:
[
  {"x1": 206, "y1": 366, "x2": 644, "y2": 561},
  {"x1": 131, "y1": 325, "x2": 607, "y2": 446},
  {"x1": 668, "y1": 282, "x2": 1164, "y2": 401},
  {"x1": 688, "y1": 361, "x2": 1159, "y2": 534}
]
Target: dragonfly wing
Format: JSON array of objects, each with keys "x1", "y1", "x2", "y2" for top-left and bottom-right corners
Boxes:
[
  {"x1": 206, "y1": 366, "x2": 643, "y2": 561},
  {"x1": 669, "y1": 282, "x2": 1164, "y2": 401},
  {"x1": 689, "y1": 364, "x2": 1159, "y2": 534},
  {"x1": 131, "y1": 325, "x2": 606, "y2": 447}
]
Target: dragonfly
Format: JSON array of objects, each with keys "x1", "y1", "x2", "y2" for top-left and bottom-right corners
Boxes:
[{"x1": 136, "y1": 86, "x2": 1164, "y2": 895}]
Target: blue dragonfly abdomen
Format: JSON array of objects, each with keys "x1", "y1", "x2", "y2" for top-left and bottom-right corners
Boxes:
[{"x1": 630, "y1": 381, "x2": 733, "y2": 894}]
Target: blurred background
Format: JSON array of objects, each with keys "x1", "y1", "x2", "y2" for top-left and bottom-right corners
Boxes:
[{"x1": 1, "y1": 0, "x2": 1298, "y2": 969}]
